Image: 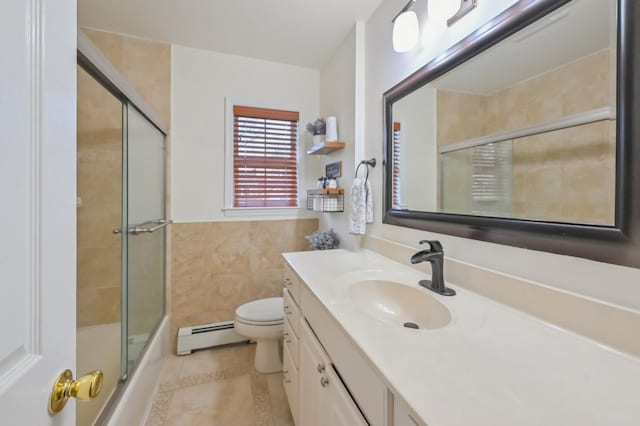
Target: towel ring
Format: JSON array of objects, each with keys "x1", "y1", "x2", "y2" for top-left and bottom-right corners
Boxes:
[{"x1": 355, "y1": 158, "x2": 376, "y2": 182}]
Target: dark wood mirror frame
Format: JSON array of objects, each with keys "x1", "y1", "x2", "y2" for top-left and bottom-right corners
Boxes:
[{"x1": 383, "y1": 0, "x2": 640, "y2": 268}]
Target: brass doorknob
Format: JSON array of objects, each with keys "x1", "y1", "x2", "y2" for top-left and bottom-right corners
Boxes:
[{"x1": 50, "y1": 369, "x2": 104, "y2": 414}]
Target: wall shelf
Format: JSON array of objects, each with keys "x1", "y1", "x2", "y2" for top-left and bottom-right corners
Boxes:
[
  {"x1": 307, "y1": 189, "x2": 344, "y2": 212},
  {"x1": 306, "y1": 141, "x2": 346, "y2": 155}
]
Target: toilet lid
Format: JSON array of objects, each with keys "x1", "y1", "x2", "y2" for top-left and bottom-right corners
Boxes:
[{"x1": 235, "y1": 297, "x2": 284, "y2": 323}]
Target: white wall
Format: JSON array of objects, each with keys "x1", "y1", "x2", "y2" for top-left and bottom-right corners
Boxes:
[
  {"x1": 171, "y1": 44, "x2": 322, "y2": 222},
  {"x1": 392, "y1": 86, "x2": 437, "y2": 211},
  {"x1": 320, "y1": 0, "x2": 640, "y2": 311},
  {"x1": 319, "y1": 28, "x2": 358, "y2": 250}
]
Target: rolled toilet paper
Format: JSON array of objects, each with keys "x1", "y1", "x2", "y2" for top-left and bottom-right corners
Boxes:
[{"x1": 326, "y1": 116, "x2": 338, "y2": 141}]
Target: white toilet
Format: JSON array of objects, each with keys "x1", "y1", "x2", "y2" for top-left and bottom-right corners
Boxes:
[{"x1": 234, "y1": 297, "x2": 284, "y2": 373}]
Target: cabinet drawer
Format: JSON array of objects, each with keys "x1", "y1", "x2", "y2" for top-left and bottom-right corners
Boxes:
[
  {"x1": 283, "y1": 264, "x2": 300, "y2": 302},
  {"x1": 283, "y1": 287, "x2": 300, "y2": 336},
  {"x1": 283, "y1": 343, "x2": 298, "y2": 424},
  {"x1": 284, "y1": 316, "x2": 299, "y2": 368}
]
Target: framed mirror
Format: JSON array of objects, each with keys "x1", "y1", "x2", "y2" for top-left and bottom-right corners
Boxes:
[{"x1": 383, "y1": 0, "x2": 640, "y2": 267}]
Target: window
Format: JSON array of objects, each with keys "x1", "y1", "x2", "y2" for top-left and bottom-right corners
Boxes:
[
  {"x1": 391, "y1": 121, "x2": 402, "y2": 208},
  {"x1": 232, "y1": 105, "x2": 299, "y2": 208},
  {"x1": 470, "y1": 142, "x2": 512, "y2": 216}
]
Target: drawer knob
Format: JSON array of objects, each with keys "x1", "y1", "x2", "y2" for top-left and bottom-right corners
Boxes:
[
  {"x1": 320, "y1": 376, "x2": 329, "y2": 388},
  {"x1": 317, "y1": 363, "x2": 325, "y2": 373}
]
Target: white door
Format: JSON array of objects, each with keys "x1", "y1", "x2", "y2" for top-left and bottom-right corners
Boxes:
[{"x1": 0, "y1": 0, "x2": 77, "y2": 424}]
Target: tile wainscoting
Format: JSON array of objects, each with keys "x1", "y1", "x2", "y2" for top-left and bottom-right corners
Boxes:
[{"x1": 170, "y1": 219, "x2": 319, "y2": 339}]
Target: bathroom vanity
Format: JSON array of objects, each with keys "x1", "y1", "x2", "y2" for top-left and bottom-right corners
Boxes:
[{"x1": 281, "y1": 249, "x2": 640, "y2": 426}]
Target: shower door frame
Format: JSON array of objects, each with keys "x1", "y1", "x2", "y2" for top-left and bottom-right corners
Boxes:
[{"x1": 76, "y1": 30, "x2": 169, "y2": 422}]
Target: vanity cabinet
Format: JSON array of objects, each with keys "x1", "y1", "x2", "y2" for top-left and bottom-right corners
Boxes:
[
  {"x1": 282, "y1": 262, "x2": 395, "y2": 426},
  {"x1": 282, "y1": 266, "x2": 301, "y2": 423}
]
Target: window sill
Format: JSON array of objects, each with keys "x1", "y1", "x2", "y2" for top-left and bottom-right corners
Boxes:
[{"x1": 222, "y1": 206, "x2": 316, "y2": 218}]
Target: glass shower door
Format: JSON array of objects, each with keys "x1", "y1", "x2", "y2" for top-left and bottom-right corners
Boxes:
[{"x1": 123, "y1": 104, "x2": 167, "y2": 375}]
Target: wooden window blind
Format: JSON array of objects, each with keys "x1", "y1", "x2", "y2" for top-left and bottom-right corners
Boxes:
[
  {"x1": 392, "y1": 122, "x2": 401, "y2": 208},
  {"x1": 233, "y1": 105, "x2": 299, "y2": 207}
]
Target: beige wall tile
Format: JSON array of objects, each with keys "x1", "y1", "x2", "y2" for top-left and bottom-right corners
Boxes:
[
  {"x1": 82, "y1": 29, "x2": 125, "y2": 73},
  {"x1": 76, "y1": 150, "x2": 122, "y2": 210},
  {"x1": 511, "y1": 121, "x2": 615, "y2": 224},
  {"x1": 436, "y1": 90, "x2": 487, "y2": 147},
  {"x1": 77, "y1": 30, "x2": 171, "y2": 328},
  {"x1": 205, "y1": 272, "x2": 251, "y2": 313},
  {"x1": 77, "y1": 247, "x2": 120, "y2": 289},
  {"x1": 123, "y1": 37, "x2": 172, "y2": 126},
  {"x1": 77, "y1": 287, "x2": 121, "y2": 327},
  {"x1": 561, "y1": 49, "x2": 610, "y2": 116},
  {"x1": 495, "y1": 84, "x2": 528, "y2": 131},
  {"x1": 170, "y1": 219, "x2": 318, "y2": 332},
  {"x1": 248, "y1": 269, "x2": 287, "y2": 301}
]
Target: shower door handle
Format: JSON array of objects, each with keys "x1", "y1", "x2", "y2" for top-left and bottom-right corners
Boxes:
[
  {"x1": 129, "y1": 219, "x2": 172, "y2": 235},
  {"x1": 112, "y1": 219, "x2": 172, "y2": 235}
]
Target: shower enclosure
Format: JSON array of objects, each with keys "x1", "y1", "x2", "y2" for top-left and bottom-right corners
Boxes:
[{"x1": 76, "y1": 32, "x2": 168, "y2": 425}]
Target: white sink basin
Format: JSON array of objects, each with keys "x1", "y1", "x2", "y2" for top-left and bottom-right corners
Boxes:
[{"x1": 348, "y1": 280, "x2": 451, "y2": 330}]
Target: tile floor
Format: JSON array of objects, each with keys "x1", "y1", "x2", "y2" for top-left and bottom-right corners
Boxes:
[{"x1": 145, "y1": 343, "x2": 294, "y2": 426}]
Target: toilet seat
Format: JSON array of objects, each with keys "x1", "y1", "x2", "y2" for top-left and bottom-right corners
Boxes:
[
  {"x1": 235, "y1": 297, "x2": 283, "y2": 326},
  {"x1": 235, "y1": 317, "x2": 284, "y2": 327}
]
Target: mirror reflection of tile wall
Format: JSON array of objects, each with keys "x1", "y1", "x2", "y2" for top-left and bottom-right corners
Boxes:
[{"x1": 438, "y1": 49, "x2": 616, "y2": 225}]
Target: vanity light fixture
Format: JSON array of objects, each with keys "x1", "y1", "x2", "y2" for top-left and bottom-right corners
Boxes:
[
  {"x1": 447, "y1": 0, "x2": 478, "y2": 27},
  {"x1": 392, "y1": 0, "x2": 419, "y2": 52}
]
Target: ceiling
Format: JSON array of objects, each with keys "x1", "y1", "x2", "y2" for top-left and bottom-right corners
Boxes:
[
  {"x1": 430, "y1": 0, "x2": 614, "y2": 94},
  {"x1": 78, "y1": 0, "x2": 384, "y2": 69}
]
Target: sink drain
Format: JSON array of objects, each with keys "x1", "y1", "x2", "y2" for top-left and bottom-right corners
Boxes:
[{"x1": 403, "y1": 322, "x2": 419, "y2": 329}]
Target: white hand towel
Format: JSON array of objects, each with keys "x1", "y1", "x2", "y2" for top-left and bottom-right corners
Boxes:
[
  {"x1": 365, "y1": 180, "x2": 373, "y2": 224},
  {"x1": 349, "y1": 178, "x2": 373, "y2": 235}
]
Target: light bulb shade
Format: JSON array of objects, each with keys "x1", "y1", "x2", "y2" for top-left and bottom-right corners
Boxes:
[{"x1": 393, "y1": 10, "x2": 419, "y2": 52}]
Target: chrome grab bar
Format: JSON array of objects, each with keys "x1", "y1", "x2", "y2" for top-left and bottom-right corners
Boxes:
[{"x1": 112, "y1": 219, "x2": 173, "y2": 235}]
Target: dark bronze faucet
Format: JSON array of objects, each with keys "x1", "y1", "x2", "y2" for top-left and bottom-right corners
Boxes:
[{"x1": 410, "y1": 240, "x2": 456, "y2": 296}]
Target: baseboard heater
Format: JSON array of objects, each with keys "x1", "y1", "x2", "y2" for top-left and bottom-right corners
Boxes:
[{"x1": 177, "y1": 321, "x2": 248, "y2": 356}]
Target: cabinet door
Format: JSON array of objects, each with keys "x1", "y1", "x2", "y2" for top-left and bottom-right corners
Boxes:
[
  {"x1": 299, "y1": 320, "x2": 368, "y2": 426},
  {"x1": 394, "y1": 395, "x2": 424, "y2": 426},
  {"x1": 325, "y1": 365, "x2": 368, "y2": 426},
  {"x1": 299, "y1": 321, "x2": 329, "y2": 426},
  {"x1": 283, "y1": 344, "x2": 298, "y2": 424}
]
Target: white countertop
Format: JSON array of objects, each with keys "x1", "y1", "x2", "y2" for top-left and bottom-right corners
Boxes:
[{"x1": 283, "y1": 249, "x2": 640, "y2": 426}]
